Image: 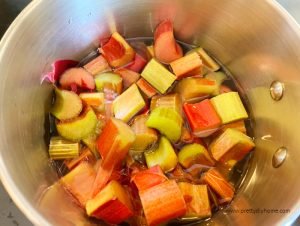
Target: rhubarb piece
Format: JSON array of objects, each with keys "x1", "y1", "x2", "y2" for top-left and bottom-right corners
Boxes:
[
  {"x1": 131, "y1": 165, "x2": 167, "y2": 191},
  {"x1": 115, "y1": 68, "x2": 140, "y2": 90},
  {"x1": 64, "y1": 148, "x2": 96, "y2": 170},
  {"x1": 147, "y1": 107, "x2": 182, "y2": 142},
  {"x1": 170, "y1": 52, "x2": 203, "y2": 79},
  {"x1": 144, "y1": 136, "x2": 178, "y2": 173},
  {"x1": 48, "y1": 136, "x2": 80, "y2": 160},
  {"x1": 139, "y1": 180, "x2": 186, "y2": 226},
  {"x1": 100, "y1": 32, "x2": 135, "y2": 68},
  {"x1": 150, "y1": 93, "x2": 182, "y2": 115},
  {"x1": 221, "y1": 120, "x2": 246, "y2": 134},
  {"x1": 95, "y1": 72, "x2": 123, "y2": 94},
  {"x1": 56, "y1": 106, "x2": 98, "y2": 141},
  {"x1": 51, "y1": 88, "x2": 83, "y2": 120},
  {"x1": 60, "y1": 162, "x2": 96, "y2": 207},
  {"x1": 79, "y1": 92, "x2": 105, "y2": 112},
  {"x1": 178, "y1": 183, "x2": 211, "y2": 218},
  {"x1": 202, "y1": 168, "x2": 234, "y2": 203},
  {"x1": 147, "y1": 45, "x2": 154, "y2": 58},
  {"x1": 154, "y1": 20, "x2": 183, "y2": 63},
  {"x1": 175, "y1": 77, "x2": 218, "y2": 102},
  {"x1": 205, "y1": 71, "x2": 227, "y2": 95},
  {"x1": 83, "y1": 55, "x2": 111, "y2": 76},
  {"x1": 113, "y1": 84, "x2": 145, "y2": 122},
  {"x1": 59, "y1": 68, "x2": 95, "y2": 90},
  {"x1": 210, "y1": 92, "x2": 248, "y2": 124},
  {"x1": 180, "y1": 126, "x2": 194, "y2": 144},
  {"x1": 136, "y1": 78, "x2": 157, "y2": 98},
  {"x1": 141, "y1": 58, "x2": 176, "y2": 94},
  {"x1": 92, "y1": 118, "x2": 135, "y2": 195},
  {"x1": 178, "y1": 144, "x2": 215, "y2": 168},
  {"x1": 86, "y1": 180, "x2": 134, "y2": 224},
  {"x1": 131, "y1": 115, "x2": 158, "y2": 151},
  {"x1": 126, "y1": 53, "x2": 147, "y2": 73},
  {"x1": 193, "y1": 48, "x2": 220, "y2": 72},
  {"x1": 209, "y1": 128, "x2": 255, "y2": 163},
  {"x1": 183, "y1": 99, "x2": 222, "y2": 137}
]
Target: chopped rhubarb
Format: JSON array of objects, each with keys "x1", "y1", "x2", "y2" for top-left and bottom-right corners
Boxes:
[
  {"x1": 150, "y1": 93, "x2": 182, "y2": 115},
  {"x1": 83, "y1": 55, "x2": 111, "y2": 76},
  {"x1": 126, "y1": 53, "x2": 147, "y2": 73},
  {"x1": 180, "y1": 126, "x2": 194, "y2": 144},
  {"x1": 130, "y1": 115, "x2": 158, "y2": 151},
  {"x1": 94, "y1": 72, "x2": 123, "y2": 94},
  {"x1": 56, "y1": 106, "x2": 98, "y2": 141},
  {"x1": 170, "y1": 52, "x2": 203, "y2": 79},
  {"x1": 139, "y1": 180, "x2": 186, "y2": 226},
  {"x1": 113, "y1": 84, "x2": 145, "y2": 122},
  {"x1": 147, "y1": 45, "x2": 155, "y2": 58},
  {"x1": 144, "y1": 136, "x2": 178, "y2": 173},
  {"x1": 59, "y1": 67, "x2": 95, "y2": 90},
  {"x1": 79, "y1": 92, "x2": 105, "y2": 112},
  {"x1": 141, "y1": 58, "x2": 176, "y2": 94},
  {"x1": 175, "y1": 77, "x2": 218, "y2": 102},
  {"x1": 51, "y1": 88, "x2": 83, "y2": 120},
  {"x1": 183, "y1": 99, "x2": 222, "y2": 137},
  {"x1": 178, "y1": 183, "x2": 211, "y2": 218},
  {"x1": 60, "y1": 162, "x2": 96, "y2": 207},
  {"x1": 100, "y1": 32, "x2": 135, "y2": 68},
  {"x1": 147, "y1": 107, "x2": 182, "y2": 142},
  {"x1": 205, "y1": 71, "x2": 227, "y2": 95},
  {"x1": 136, "y1": 78, "x2": 157, "y2": 99},
  {"x1": 193, "y1": 48, "x2": 220, "y2": 72},
  {"x1": 131, "y1": 165, "x2": 167, "y2": 191},
  {"x1": 115, "y1": 68, "x2": 140, "y2": 90},
  {"x1": 86, "y1": 180, "x2": 134, "y2": 224},
  {"x1": 202, "y1": 168, "x2": 235, "y2": 204},
  {"x1": 64, "y1": 148, "x2": 96, "y2": 170},
  {"x1": 48, "y1": 136, "x2": 80, "y2": 160},
  {"x1": 221, "y1": 120, "x2": 246, "y2": 134},
  {"x1": 209, "y1": 128, "x2": 255, "y2": 163},
  {"x1": 210, "y1": 92, "x2": 248, "y2": 124},
  {"x1": 178, "y1": 143, "x2": 215, "y2": 168},
  {"x1": 154, "y1": 20, "x2": 183, "y2": 63}
]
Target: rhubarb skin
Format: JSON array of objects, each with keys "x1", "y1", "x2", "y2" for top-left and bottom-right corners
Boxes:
[
  {"x1": 115, "y1": 68, "x2": 140, "y2": 90},
  {"x1": 95, "y1": 72, "x2": 123, "y2": 94},
  {"x1": 126, "y1": 53, "x2": 148, "y2": 73},
  {"x1": 202, "y1": 168, "x2": 234, "y2": 204},
  {"x1": 178, "y1": 143, "x2": 215, "y2": 168},
  {"x1": 60, "y1": 162, "x2": 96, "y2": 207},
  {"x1": 209, "y1": 128, "x2": 255, "y2": 163},
  {"x1": 100, "y1": 32, "x2": 135, "y2": 68},
  {"x1": 210, "y1": 92, "x2": 248, "y2": 124},
  {"x1": 150, "y1": 93, "x2": 182, "y2": 115},
  {"x1": 131, "y1": 165, "x2": 167, "y2": 191},
  {"x1": 183, "y1": 99, "x2": 222, "y2": 137},
  {"x1": 59, "y1": 67, "x2": 95, "y2": 90},
  {"x1": 170, "y1": 52, "x2": 203, "y2": 79},
  {"x1": 131, "y1": 115, "x2": 158, "y2": 151},
  {"x1": 139, "y1": 180, "x2": 186, "y2": 226},
  {"x1": 86, "y1": 180, "x2": 134, "y2": 224},
  {"x1": 83, "y1": 55, "x2": 111, "y2": 76},
  {"x1": 154, "y1": 20, "x2": 183, "y2": 64},
  {"x1": 178, "y1": 183, "x2": 211, "y2": 218},
  {"x1": 175, "y1": 77, "x2": 218, "y2": 102},
  {"x1": 113, "y1": 84, "x2": 146, "y2": 122},
  {"x1": 64, "y1": 148, "x2": 96, "y2": 170},
  {"x1": 144, "y1": 136, "x2": 178, "y2": 173},
  {"x1": 136, "y1": 78, "x2": 158, "y2": 99}
]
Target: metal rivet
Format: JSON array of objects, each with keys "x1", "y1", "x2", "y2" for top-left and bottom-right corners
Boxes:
[
  {"x1": 270, "y1": 81, "x2": 284, "y2": 101},
  {"x1": 272, "y1": 147, "x2": 287, "y2": 168}
]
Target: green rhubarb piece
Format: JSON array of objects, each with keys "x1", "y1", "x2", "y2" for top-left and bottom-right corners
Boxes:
[
  {"x1": 95, "y1": 72, "x2": 123, "y2": 94},
  {"x1": 146, "y1": 107, "x2": 182, "y2": 142},
  {"x1": 150, "y1": 93, "x2": 182, "y2": 115},
  {"x1": 178, "y1": 143, "x2": 215, "y2": 168},
  {"x1": 56, "y1": 106, "x2": 98, "y2": 141},
  {"x1": 48, "y1": 136, "x2": 80, "y2": 160},
  {"x1": 141, "y1": 58, "x2": 176, "y2": 94},
  {"x1": 205, "y1": 71, "x2": 227, "y2": 95},
  {"x1": 50, "y1": 88, "x2": 83, "y2": 120},
  {"x1": 210, "y1": 92, "x2": 248, "y2": 124},
  {"x1": 113, "y1": 84, "x2": 145, "y2": 122},
  {"x1": 144, "y1": 136, "x2": 178, "y2": 172}
]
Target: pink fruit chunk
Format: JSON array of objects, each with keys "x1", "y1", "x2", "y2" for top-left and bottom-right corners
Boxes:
[
  {"x1": 154, "y1": 20, "x2": 183, "y2": 64},
  {"x1": 59, "y1": 68, "x2": 96, "y2": 90},
  {"x1": 125, "y1": 53, "x2": 148, "y2": 73}
]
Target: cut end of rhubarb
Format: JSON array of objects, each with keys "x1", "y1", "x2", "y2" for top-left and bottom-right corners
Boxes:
[
  {"x1": 59, "y1": 67, "x2": 95, "y2": 90},
  {"x1": 95, "y1": 72, "x2": 123, "y2": 94}
]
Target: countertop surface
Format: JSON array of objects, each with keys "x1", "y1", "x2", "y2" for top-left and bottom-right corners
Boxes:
[{"x1": 0, "y1": 0, "x2": 299, "y2": 225}]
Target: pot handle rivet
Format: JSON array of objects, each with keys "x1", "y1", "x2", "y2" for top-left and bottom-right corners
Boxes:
[
  {"x1": 270, "y1": 81, "x2": 284, "y2": 101},
  {"x1": 272, "y1": 146, "x2": 287, "y2": 168}
]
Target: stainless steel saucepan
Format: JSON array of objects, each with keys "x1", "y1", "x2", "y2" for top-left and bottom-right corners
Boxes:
[{"x1": 0, "y1": 0, "x2": 299, "y2": 225}]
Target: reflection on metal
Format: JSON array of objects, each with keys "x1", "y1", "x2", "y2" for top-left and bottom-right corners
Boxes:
[
  {"x1": 272, "y1": 147, "x2": 287, "y2": 168},
  {"x1": 270, "y1": 81, "x2": 284, "y2": 101}
]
